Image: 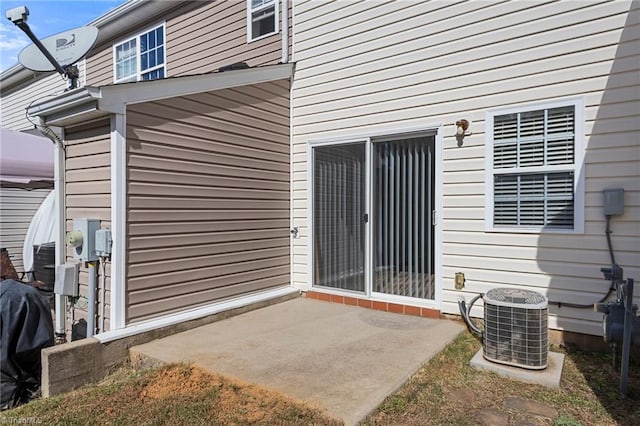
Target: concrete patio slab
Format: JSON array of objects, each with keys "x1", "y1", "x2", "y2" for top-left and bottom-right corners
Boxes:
[{"x1": 130, "y1": 297, "x2": 464, "y2": 425}]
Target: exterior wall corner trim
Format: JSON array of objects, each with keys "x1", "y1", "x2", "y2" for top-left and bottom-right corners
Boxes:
[{"x1": 110, "y1": 113, "x2": 127, "y2": 329}]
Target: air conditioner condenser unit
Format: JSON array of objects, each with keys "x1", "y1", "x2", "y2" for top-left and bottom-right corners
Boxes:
[{"x1": 483, "y1": 288, "x2": 549, "y2": 370}]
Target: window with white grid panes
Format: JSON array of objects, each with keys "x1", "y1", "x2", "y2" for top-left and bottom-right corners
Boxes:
[{"x1": 114, "y1": 24, "x2": 165, "y2": 83}]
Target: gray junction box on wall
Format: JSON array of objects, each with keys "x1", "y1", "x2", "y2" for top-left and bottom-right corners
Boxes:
[
  {"x1": 603, "y1": 188, "x2": 624, "y2": 216},
  {"x1": 54, "y1": 263, "x2": 79, "y2": 296}
]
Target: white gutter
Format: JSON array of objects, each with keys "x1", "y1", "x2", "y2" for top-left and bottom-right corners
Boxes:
[
  {"x1": 27, "y1": 87, "x2": 101, "y2": 117},
  {"x1": 281, "y1": 0, "x2": 289, "y2": 63}
]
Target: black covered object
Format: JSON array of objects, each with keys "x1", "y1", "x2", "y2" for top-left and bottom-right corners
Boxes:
[
  {"x1": 32, "y1": 243, "x2": 55, "y2": 291},
  {"x1": 1, "y1": 279, "x2": 54, "y2": 410}
]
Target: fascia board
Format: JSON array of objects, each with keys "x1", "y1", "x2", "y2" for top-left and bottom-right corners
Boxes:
[{"x1": 98, "y1": 63, "x2": 294, "y2": 112}]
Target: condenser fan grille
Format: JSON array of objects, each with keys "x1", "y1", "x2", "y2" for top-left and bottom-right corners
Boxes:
[{"x1": 483, "y1": 288, "x2": 548, "y2": 370}]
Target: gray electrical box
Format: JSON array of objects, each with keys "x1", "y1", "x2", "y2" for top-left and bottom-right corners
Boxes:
[
  {"x1": 95, "y1": 228, "x2": 112, "y2": 257},
  {"x1": 67, "y1": 218, "x2": 100, "y2": 261},
  {"x1": 55, "y1": 262, "x2": 79, "y2": 296},
  {"x1": 603, "y1": 188, "x2": 624, "y2": 216}
]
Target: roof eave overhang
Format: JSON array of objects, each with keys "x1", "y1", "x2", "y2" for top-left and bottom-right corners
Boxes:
[
  {"x1": 99, "y1": 63, "x2": 295, "y2": 113},
  {"x1": 27, "y1": 86, "x2": 104, "y2": 127},
  {"x1": 28, "y1": 63, "x2": 294, "y2": 127}
]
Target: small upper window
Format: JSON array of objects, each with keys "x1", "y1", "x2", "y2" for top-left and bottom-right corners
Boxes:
[
  {"x1": 247, "y1": 0, "x2": 278, "y2": 42},
  {"x1": 485, "y1": 99, "x2": 584, "y2": 232},
  {"x1": 114, "y1": 24, "x2": 165, "y2": 83}
]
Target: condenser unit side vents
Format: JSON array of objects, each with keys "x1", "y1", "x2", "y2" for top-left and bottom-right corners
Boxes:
[{"x1": 483, "y1": 288, "x2": 549, "y2": 370}]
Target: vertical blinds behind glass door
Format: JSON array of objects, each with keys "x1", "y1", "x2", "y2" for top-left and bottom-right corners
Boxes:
[
  {"x1": 313, "y1": 144, "x2": 366, "y2": 292},
  {"x1": 374, "y1": 137, "x2": 435, "y2": 299}
]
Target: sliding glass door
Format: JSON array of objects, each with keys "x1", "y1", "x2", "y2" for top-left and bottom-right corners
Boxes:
[
  {"x1": 312, "y1": 134, "x2": 436, "y2": 301},
  {"x1": 313, "y1": 143, "x2": 366, "y2": 292},
  {"x1": 373, "y1": 137, "x2": 435, "y2": 300}
]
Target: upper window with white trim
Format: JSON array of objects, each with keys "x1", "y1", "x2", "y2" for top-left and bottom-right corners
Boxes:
[
  {"x1": 247, "y1": 0, "x2": 278, "y2": 42},
  {"x1": 486, "y1": 99, "x2": 584, "y2": 232},
  {"x1": 114, "y1": 24, "x2": 165, "y2": 83}
]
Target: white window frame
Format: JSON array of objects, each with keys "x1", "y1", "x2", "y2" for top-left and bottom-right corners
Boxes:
[
  {"x1": 247, "y1": 0, "x2": 279, "y2": 43},
  {"x1": 113, "y1": 22, "x2": 166, "y2": 83},
  {"x1": 484, "y1": 97, "x2": 585, "y2": 234}
]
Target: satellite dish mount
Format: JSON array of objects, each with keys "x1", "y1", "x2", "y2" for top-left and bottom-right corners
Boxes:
[{"x1": 6, "y1": 6, "x2": 97, "y2": 90}]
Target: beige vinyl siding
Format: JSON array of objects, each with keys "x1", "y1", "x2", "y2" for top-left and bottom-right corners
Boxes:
[
  {"x1": 0, "y1": 188, "x2": 52, "y2": 273},
  {"x1": 1, "y1": 61, "x2": 87, "y2": 131},
  {"x1": 1, "y1": 73, "x2": 66, "y2": 131},
  {"x1": 126, "y1": 79, "x2": 290, "y2": 323},
  {"x1": 64, "y1": 119, "x2": 112, "y2": 333},
  {"x1": 292, "y1": 0, "x2": 640, "y2": 336},
  {"x1": 86, "y1": 0, "x2": 286, "y2": 86}
]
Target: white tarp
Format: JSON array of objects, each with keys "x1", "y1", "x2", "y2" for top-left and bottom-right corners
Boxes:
[
  {"x1": 0, "y1": 128, "x2": 53, "y2": 183},
  {"x1": 22, "y1": 190, "x2": 55, "y2": 271}
]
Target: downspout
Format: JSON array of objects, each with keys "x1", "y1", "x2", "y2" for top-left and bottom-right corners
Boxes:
[
  {"x1": 54, "y1": 141, "x2": 66, "y2": 338},
  {"x1": 46, "y1": 123, "x2": 67, "y2": 339},
  {"x1": 281, "y1": 0, "x2": 289, "y2": 63}
]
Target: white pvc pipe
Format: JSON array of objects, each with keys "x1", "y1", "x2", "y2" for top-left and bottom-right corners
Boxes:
[
  {"x1": 87, "y1": 262, "x2": 97, "y2": 338},
  {"x1": 100, "y1": 258, "x2": 107, "y2": 333}
]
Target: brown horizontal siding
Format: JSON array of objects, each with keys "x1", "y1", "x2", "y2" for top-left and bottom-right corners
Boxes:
[
  {"x1": 129, "y1": 169, "x2": 289, "y2": 191},
  {"x1": 129, "y1": 237, "x2": 289, "y2": 263},
  {"x1": 86, "y1": 0, "x2": 286, "y2": 86},
  {"x1": 126, "y1": 79, "x2": 291, "y2": 323},
  {"x1": 128, "y1": 272, "x2": 289, "y2": 319},
  {"x1": 64, "y1": 119, "x2": 112, "y2": 333},
  {"x1": 128, "y1": 219, "x2": 289, "y2": 238},
  {"x1": 167, "y1": 0, "x2": 282, "y2": 76}
]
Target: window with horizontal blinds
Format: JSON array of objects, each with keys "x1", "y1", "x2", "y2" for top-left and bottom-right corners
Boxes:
[{"x1": 492, "y1": 105, "x2": 576, "y2": 229}]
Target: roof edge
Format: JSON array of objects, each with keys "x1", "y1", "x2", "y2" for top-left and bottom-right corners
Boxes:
[{"x1": 1, "y1": 0, "x2": 186, "y2": 88}]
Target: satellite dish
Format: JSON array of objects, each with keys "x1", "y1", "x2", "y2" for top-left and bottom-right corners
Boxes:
[{"x1": 18, "y1": 26, "x2": 98, "y2": 72}]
